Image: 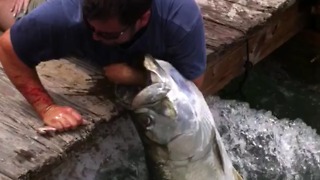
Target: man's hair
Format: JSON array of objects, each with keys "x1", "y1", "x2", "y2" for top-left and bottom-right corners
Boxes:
[{"x1": 82, "y1": 0, "x2": 152, "y2": 26}]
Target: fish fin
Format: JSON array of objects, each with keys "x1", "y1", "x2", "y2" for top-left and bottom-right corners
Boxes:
[
  {"x1": 132, "y1": 82, "x2": 170, "y2": 109},
  {"x1": 233, "y1": 168, "x2": 243, "y2": 180},
  {"x1": 212, "y1": 128, "x2": 236, "y2": 177},
  {"x1": 212, "y1": 133, "x2": 226, "y2": 172}
]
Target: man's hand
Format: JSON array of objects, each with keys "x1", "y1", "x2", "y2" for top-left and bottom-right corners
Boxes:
[
  {"x1": 104, "y1": 63, "x2": 147, "y2": 85},
  {"x1": 11, "y1": 0, "x2": 30, "y2": 17},
  {"x1": 42, "y1": 105, "x2": 86, "y2": 132}
]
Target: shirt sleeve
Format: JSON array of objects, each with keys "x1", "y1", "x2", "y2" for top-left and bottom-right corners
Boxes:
[
  {"x1": 10, "y1": 0, "x2": 77, "y2": 68},
  {"x1": 164, "y1": 9, "x2": 207, "y2": 80}
]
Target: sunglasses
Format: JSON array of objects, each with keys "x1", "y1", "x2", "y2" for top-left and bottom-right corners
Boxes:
[{"x1": 83, "y1": 17, "x2": 131, "y2": 40}]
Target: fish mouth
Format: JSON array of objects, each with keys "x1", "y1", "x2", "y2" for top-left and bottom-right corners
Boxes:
[
  {"x1": 143, "y1": 54, "x2": 170, "y2": 85},
  {"x1": 113, "y1": 84, "x2": 142, "y2": 110},
  {"x1": 169, "y1": 133, "x2": 185, "y2": 144},
  {"x1": 131, "y1": 82, "x2": 170, "y2": 109},
  {"x1": 114, "y1": 55, "x2": 171, "y2": 110}
]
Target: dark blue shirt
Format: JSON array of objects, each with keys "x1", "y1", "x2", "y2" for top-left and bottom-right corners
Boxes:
[{"x1": 10, "y1": 0, "x2": 206, "y2": 80}]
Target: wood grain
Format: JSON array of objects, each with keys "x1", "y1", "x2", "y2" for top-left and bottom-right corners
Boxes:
[
  {"x1": 0, "y1": 0, "x2": 308, "y2": 178},
  {"x1": 199, "y1": 0, "x2": 309, "y2": 95},
  {"x1": 0, "y1": 58, "x2": 119, "y2": 179}
]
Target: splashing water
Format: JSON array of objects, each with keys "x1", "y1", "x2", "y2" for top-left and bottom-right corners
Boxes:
[
  {"x1": 207, "y1": 96, "x2": 320, "y2": 180},
  {"x1": 43, "y1": 96, "x2": 320, "y2": 180}
]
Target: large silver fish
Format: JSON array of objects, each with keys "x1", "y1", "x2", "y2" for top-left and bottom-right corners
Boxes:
[{"x1": 115, "y1": 55, "x2": 243, "y2": 180}]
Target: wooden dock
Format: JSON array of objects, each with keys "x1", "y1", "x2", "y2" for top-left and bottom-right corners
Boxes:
[
  {"x1": 0, "y1": 0, "x2": 312, "y2": 179},
  {"x1": 198, "y1": 0, "x2": 310, "y2": 95}
]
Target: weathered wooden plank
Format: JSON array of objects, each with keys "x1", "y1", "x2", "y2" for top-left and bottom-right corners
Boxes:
[
  {"x1": 36, "y1": 59, "x2": 118, "y2": 119},
  {"x1": 198, "y1": 0, "x2": 296, "y2": 55},
  {"x1": 197, "y1": 0, "x2": 271, "y2": 33},
  {"x1": 203, "y1": 20, "x2": 244, "y2": 52},
  {"x1": 248, "y1": 2, "x2": 309, "y2": 64},
  {"x1": 201, "y1": 44, "x2": 247, "y2": 95},
  {"x1": 0, "y1": 174, "x2": 12, "y2": 180},
  {"x1": 0, "y1": 58, "x2": 120, "y2": 179},
  {"x1": 225, "y1": 0, "x2": 296, "y2": 12},
  {"x1": 200, "y1": 0, "x2": 309, "y2": 95}
]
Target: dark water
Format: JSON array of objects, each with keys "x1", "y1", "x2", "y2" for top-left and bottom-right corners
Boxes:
[
  {"x1": 218, "y1": 35, "x2": 320, "y2": 133},
  {"x1": 214, "y1": 35, "x2": 320, "y2": 179}
]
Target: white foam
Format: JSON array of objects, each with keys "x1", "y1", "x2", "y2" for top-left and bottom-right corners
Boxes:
[{"x1": 206, "y1": 96, "x2": 320, "y2": 180}]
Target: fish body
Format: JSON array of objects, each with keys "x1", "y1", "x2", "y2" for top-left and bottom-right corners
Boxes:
[{"x1": 115, "y1": 55, "x2": 242, "y2": 180}]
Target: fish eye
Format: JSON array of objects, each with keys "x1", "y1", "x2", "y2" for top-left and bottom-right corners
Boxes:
[{"x1": 141, "y1": 116, "x2": 153, "y2": 129}]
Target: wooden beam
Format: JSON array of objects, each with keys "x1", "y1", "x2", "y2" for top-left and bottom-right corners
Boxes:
[
  {"x1": 200, "y1": 0, "x2": 310, "y2": 95},
  {"x1": 201, "y1": 44, "x2": 247, "y2": 95},
  {"x1": 248, "y1": 2, "x2": 310, "y2": 65}
]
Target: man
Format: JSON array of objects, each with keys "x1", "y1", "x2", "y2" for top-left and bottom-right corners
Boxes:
[{"x1": 0, "y1": 0, "x2": 207, "y2": 132}]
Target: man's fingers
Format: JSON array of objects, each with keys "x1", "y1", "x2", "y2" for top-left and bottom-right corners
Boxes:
[
  {"x1": 48, "y1": 119, "x2": 64, "y2": 131},
  {"x1": 23, "y1": 0, "x2": 30, "y2": 13},
  {"x1": 11, "y1": 0, "x2": 29, "y2": 16},
  {"x1": 15, "y1": 1, "x2": 23, "y2": 16},
  {"x1": 36, "y1": 126, "x2": 57, "y2": 135},
  {"x1": 66, "y1": 107, "x2": 82, "y2": 121},
  {"x1": 63, "y1": 113, "x2": 79, "y2": 127},
  {"x1": 65, "y1": 107, "x2": 83, "y2": 125},
  {"x1": 59, "y1": 117, "x2": 74, "y2": 130},
  {"x1": 82, "y1": 119, "x2": 90, "y2": 125},
  {"x1": 11, "y1": 0, "x2": 17, "y2": 12},
  {"x1": 42, "y1": 106, "x2": 90, "y2": 134}
]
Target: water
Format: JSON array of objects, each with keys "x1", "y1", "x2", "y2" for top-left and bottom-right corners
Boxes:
[
  {"x1": 207, "y1": 96, "x2": 320, "y2": 180},
  {"x1": 43, "y1": 95, "x2": 320, "y2": 180},
  {"x1": 43, "y1": 116, "x2": 149, "y2": 180},
  {"x1": 44, "y1": 36, "x2": 320, "y2": 179},
  {"x1": 218, "y1": 35, "x2": 320, "y2": 133},
  {"x1": 213, "y1": 35, "x2": 320, "y2": 179}
]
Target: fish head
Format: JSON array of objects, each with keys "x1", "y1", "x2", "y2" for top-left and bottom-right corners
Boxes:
[
  {"x1": 129, "y1": 55, "x2": 198, "y2": 146},
  {"x1": 132, "y1": 96, "x2": 178, "y2": 145},
  {"x1": 115, "y1": 55, "x2": 238, "y2": 178},
  {"x1": 114, "y1": 54, "x2": 200, "y2": 155},
  {"x1": 132, "y1": 84, "x2": 198, "y2": 147}
]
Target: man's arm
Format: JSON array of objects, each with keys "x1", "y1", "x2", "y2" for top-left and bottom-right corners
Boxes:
[
  {"x1": 102, "y1": 59, "x2": 204, "y2": 88},
  {"x1": 0, "y1": 30, "x2": 84, "y2": 131},
  {"x1": 165, "y1": 21, "x2": 207, "y2": 89},
  {"x1": 164, "y1": 0, "x2": 207, "y2": 90},
  {"x1": 0, "y1": 0, "x2": 88, "y2": 132},
  {"x1": 0, "y1": 30, "x2": 53, "y2": 116},
  {"x1": 192, "y1": 74, "x2": 205, "y2": 89}
]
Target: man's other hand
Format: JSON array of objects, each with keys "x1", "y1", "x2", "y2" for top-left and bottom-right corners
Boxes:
[
  {"x1": 11, "y1": 0, "x2": 30, "y2": 17},
  {"x1": 104, "y1": 63, "x2": 147, "y2": 86}
]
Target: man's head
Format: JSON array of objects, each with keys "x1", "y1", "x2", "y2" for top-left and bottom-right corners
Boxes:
[{"x1": 82, "y1": 0, "x2": 152, "y2": 45}]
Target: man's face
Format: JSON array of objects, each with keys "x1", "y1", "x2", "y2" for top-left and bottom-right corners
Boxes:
[{"x1": 86, "y1": 18, "x2": 136, "y2": 45}]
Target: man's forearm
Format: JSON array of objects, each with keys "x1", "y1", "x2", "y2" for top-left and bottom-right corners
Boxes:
[
  {"x1": 12, "y1": 70, "x2": 55, "y2": 117},
  {"x1": 192, "y1": 73, "x2": 204, "y2": 89},
  {"x1": 0, "y1": 30, "x2": 54, "y2": 118}
]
